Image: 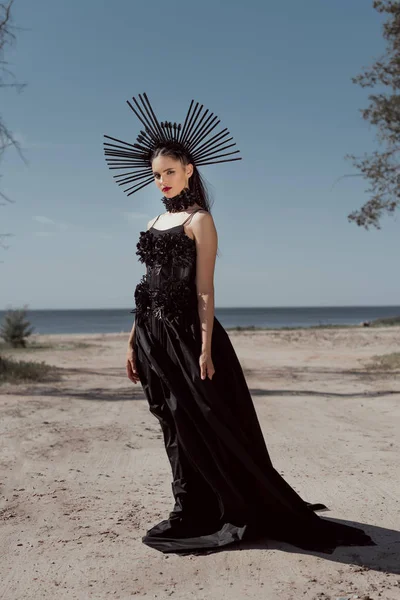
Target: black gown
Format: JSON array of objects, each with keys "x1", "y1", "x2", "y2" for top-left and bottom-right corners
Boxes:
[{"x1": 132, "y1": 210, "x2": 376, "y2": 554}]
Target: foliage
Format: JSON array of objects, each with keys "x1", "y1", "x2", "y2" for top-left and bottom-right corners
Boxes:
[
  {"x1": 0, "y1": 305, "x2": 35, "y2": 347},
  {"x1": 347, "y1": 0, "x2": 400, "y2": 229}
]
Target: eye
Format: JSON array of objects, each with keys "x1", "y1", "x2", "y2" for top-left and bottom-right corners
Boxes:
[{"x1": 167, "y1": 170, "x2": 174, "y2": 175}]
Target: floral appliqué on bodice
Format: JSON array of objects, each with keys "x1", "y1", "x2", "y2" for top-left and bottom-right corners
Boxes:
[{"x1": 131, "y1": 226, "x2": 198, "y2": 324}]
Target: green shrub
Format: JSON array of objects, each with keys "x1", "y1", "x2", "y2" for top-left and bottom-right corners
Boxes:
[
  {"x1": 370, "y1": 315, "x2": 400, "y2": 326},
  {"x1": 0, "y1": 306, "x2": 35, "y2": 348}
]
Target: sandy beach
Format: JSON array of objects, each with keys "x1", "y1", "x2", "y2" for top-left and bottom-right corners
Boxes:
[{"x1": 0, "y1": 326, "x2": 399, "y2": 600}]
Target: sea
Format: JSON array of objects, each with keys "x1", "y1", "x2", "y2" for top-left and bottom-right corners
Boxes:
[{"x1": 0, "y1": 306, "x2": 399, "y2": 335}]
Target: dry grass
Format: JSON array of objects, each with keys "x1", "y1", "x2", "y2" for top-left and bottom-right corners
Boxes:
[
  {"x1": 366, "y1": 351, "x2": 400, "y2": 371},
  {"x1": 0, "y1": 355, "x2": 61, "y2": 385}
]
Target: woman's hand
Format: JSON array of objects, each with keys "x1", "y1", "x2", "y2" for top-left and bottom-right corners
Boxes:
[
  {"x1": 199, "y1": 350, "x2": 215, "y2": 380},
  {"x1": 126, "y1": 345, "x2": 140, "y2": 384}
]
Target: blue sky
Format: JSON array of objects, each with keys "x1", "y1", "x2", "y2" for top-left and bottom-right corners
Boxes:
[{"x1": 1, "y1": 0, "x2": 398, "y2": 310}]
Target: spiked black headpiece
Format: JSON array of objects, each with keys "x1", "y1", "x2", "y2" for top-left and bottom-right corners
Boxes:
[{"x1": 103, "y1": 93, "x2": 242, "y2": 196}]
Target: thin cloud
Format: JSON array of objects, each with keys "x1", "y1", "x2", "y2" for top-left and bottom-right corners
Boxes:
[
  {"x1": 13, "y1": 132, "x2": 66, "y2": 150},
  {"x1": 33, "y1": 216, "x2": 69, "y2": 230},
  {"x1": 33, "y1": 216, "x2": 56, "y2": 225}
]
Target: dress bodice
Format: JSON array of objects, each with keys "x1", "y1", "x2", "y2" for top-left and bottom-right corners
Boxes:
[{"x1": 132, "y1": 212, "x2": 201, "y2": 324}]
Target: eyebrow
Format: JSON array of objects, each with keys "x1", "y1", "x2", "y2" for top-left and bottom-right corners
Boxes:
[{"x1": 152, "y1": 168, "x2": 175, "y2": 174}]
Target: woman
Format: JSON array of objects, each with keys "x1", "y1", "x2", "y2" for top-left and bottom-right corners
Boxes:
[{"x1": 104, "y1": 93, "x2": 376, "y2": 554}]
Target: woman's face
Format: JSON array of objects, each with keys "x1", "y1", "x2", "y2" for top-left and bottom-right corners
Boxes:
[{"x1": 152, "y1": 155, "x2": 193, "y2": 198}]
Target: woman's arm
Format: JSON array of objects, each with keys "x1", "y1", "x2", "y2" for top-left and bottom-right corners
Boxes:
[
  {"x1": 191, "y1": 212, "x2": 218, "y2": 378},
  {"x1": 128, "y1": 319, "x2": 136, "y2": 348}
]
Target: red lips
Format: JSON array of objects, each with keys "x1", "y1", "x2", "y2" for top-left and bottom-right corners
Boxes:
[{"x1": 162, "y1": 187, "x2": 172, "y2": 192}]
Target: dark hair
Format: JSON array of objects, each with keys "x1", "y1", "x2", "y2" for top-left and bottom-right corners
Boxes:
[{"x1": 151, "y1": 144, "x2": 213, "y2": 213}]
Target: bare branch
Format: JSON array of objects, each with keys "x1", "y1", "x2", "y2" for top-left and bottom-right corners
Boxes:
[
  {"x1": 0, "y1": 0, "x2": 26, "y2": 259},
  {"x1": 330, "y1": 173, "x2": 363, "y2": 192}
]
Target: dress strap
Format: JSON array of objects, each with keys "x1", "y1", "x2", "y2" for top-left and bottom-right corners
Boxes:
[
  {"x1": 182, "y1": 208, "x2": 202, "y2": 227},
  {"x1": 152, "y1": 214, "x2": 161, "y2": 227}
]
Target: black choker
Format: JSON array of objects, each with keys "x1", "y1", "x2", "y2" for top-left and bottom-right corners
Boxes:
[{"x1": 161, "y1": 188, "x2": 197, "y2": 213}]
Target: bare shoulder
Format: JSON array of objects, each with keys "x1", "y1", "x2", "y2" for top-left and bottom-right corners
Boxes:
[
  {"x1": 190, "y1": 210, "x2": 217, "y2": 245},
  {"x1": 190, "y1": 209, "x2": 216, "y2": 231}
]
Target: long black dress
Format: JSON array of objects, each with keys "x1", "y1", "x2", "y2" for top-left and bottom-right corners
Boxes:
[{"x1": 133, "y1": 210, "x2": 376, "y2": 554}]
